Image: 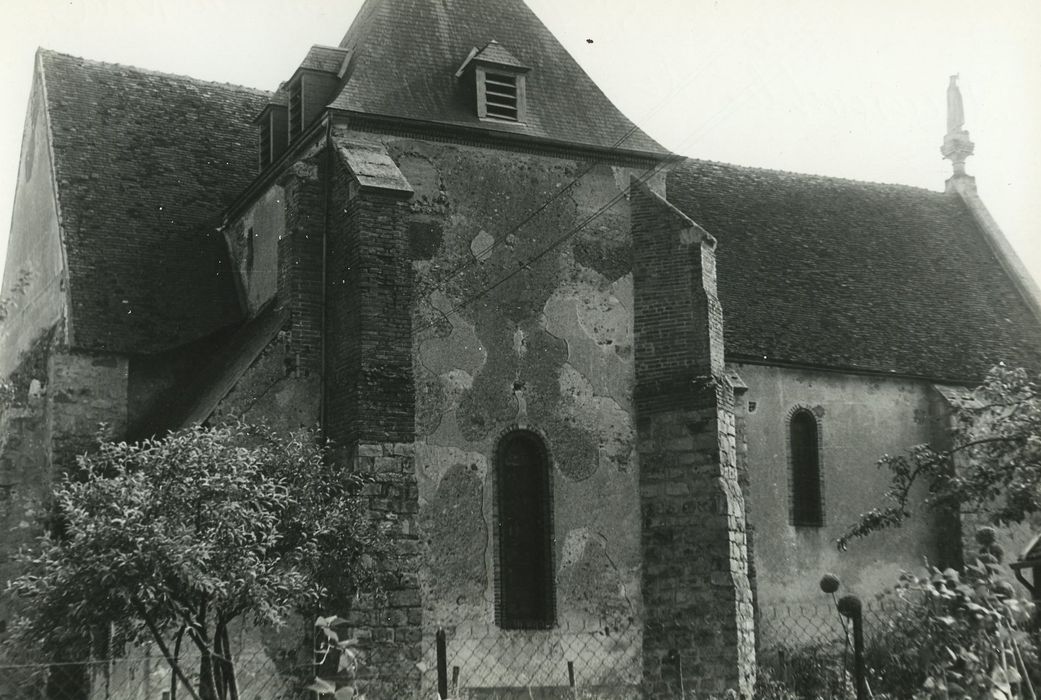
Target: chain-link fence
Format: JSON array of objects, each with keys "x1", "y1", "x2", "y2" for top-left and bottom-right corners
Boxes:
[
  {"x1": 0, "y1": 600, "x2": 985, "y2": 700},
  {"x1": 0, "y1": 650, "x2": 317, "y2": 700},
  {"x1": 418, "y1": 621, "x2": 643, "y2": 699},
  {"x1": 758, "y1": 598, "x2": 927, "y2": 699}
]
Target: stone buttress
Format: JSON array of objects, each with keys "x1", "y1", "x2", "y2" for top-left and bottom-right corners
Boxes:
[{"x1": 631, "y1": 179, "x2": 756, "y2": 696}]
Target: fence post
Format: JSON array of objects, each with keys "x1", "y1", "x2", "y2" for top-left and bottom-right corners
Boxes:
[
  {"x1": 436, "y1": 628, "x2": 448, "y2": 699},
  {"x1": 837, "y1": 595, "x2": 867, "y2": 700}
]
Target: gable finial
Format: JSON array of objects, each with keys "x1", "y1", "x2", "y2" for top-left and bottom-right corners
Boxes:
[{"x1": 941, "y1": 74, "x2": 975, "y2": 180}]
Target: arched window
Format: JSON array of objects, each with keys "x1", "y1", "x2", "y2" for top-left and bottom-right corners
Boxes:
[
  {"x1": 789, "y1": 409, "x2": 823, "y2": 527},
  {"x1": 495, "y1": 430, "x2": 555, "y2": 629}
]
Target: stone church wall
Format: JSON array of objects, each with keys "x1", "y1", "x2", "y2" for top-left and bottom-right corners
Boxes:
[
  {"x1": 734, "y1": 363, "x2": 946, "y2": 617},
  {"x1": 379, "y1": 134, "x2": 657, "y2": 693}
]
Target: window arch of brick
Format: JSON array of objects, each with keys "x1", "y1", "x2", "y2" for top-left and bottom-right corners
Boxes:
[
  {"x1": 493, "y1": 428, "x2": 556, "y2": 629},
  {"x1": 787, "y1": 407, "x2": 824, "y2": 527}
]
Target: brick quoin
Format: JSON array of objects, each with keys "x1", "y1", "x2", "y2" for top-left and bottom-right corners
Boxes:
[
  {"x1": 631, "y1": 178, "x2": 756, "y2": 697},
  {"x1": 324, "y1": 156, "x2": 415, "y2": 447}
]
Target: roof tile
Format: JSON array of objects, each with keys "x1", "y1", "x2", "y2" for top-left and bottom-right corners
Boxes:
[
  {"x1": 668, "y1": 159, "x2": 1041, "y2": 381},
  {"x1": 326, "y1": 0, "x2": 666, "y2": 155},
  {"x1": 39, "y1": 50, "x2": 270, "y2": 354}
]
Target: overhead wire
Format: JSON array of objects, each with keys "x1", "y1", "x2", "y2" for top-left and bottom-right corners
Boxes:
[
  {"x1": 413, "y1": 29, "x2": 736, "y2": 302},
  {"x1": 415, "y1": 56, "x2": 787, "y2": 335}
]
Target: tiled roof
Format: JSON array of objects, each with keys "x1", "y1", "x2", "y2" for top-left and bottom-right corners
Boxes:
[
  {"x1": 298, "y1": 45, "x2": 350, "y2": 74},
  {"x1": 668, "y1": 159, "x2": 1041, "y2": 381},
  {"x1": 39, "y1": 50, "x2": 269, "y2": 354},
  {"x1": 326, "y1": 0, "x2": 666, "y2": 156},
  {"x1": 471, "y1": 41, "x2": 527, "y2": 70}
]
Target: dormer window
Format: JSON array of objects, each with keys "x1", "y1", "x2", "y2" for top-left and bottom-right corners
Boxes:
[
  {"x1": 456, "y1": 41, "x2": 529, "y2": 124},
  {"x1": 254, "y1": 94, "x2": 289, "y2": 171},
  {"x1": 260, "y1": 118, "x2": 272, "y2": 167},
  {"x1": 288, "y1": 80, "x2": 303, "y2": 136},
  {"x1": 283, "y1": 45, "x2": 350, "y2": 146}
]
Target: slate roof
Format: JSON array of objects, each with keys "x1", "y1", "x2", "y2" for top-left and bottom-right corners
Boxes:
[
  {"x1": 326, "y1": 0, "x2": 666, "y2": 156},
  {"x1": 471, "y1": 41, "x2": 528, "y2": 70},
  {"x1": 38, "y1": 50, "x2": 269, "y2": 354},
  {"x1": 297, "y1": 45, "x2": 350, "y2": 74},
  {"x1": 668, "y1": 159, "x2": 1041, "y2": 381}
]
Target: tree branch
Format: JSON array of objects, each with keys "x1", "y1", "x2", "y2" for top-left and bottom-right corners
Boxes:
[
  {"x1": 131, "y1": 598, "x2": 201, "y2": 700},
  {"x1": 950, "y1": 434, "x2": 1029, "y2": 456}
]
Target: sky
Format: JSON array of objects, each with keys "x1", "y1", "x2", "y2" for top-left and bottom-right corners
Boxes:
[{"x1": 1, "y1": 0, "x2": 1039, "y2": 285}]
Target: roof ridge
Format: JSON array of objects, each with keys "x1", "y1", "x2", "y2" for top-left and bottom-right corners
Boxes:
[
  {"x1": 36, "y1": 48, "x2": 271, "y2": 97},
  {"x1": 679, "y1": 156, "x2": 947, "y2": 195}
]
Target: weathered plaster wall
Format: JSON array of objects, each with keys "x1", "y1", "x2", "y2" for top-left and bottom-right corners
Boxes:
[
  {"x1": 211, "y1": 327, "x2": 320, "y2": 432},
  {"x1": 224, "y1": 184, "x2": 286, "y2": 316},
  {"x1": 47, "y1": 350, "x2": 128, "y2": 468},
  {"x1": 381, "y1": 135, "x2": 659, "y2": 691},
  {"x1": 0, "y1": 76, "x2": 65, "y2": 378},
  {"x1": 735, "y1": 363, "x2": 943, "y2": 609}
]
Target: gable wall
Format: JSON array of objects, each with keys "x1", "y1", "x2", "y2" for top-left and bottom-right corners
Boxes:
[{"x1": 0, "y1": 74, "x2": 65, "y2": 378}]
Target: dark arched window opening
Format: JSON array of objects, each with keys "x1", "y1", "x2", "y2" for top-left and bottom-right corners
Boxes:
[
  {"x1": 790, "y1": 409, "x2": 823, "y2": 527},
  {"x1": 495, "y1": 430, "x2": 555, "y2": 629}
]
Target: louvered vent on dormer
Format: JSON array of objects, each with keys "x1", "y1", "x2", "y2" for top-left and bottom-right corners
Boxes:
[
  {"x1": 456, "y1": 40, "x2": 529, "y2": 124},
  {"x1": 483, "y1": 72, "x2": 519, "y2": 121}
]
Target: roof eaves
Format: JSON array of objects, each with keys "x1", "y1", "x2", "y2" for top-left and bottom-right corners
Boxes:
[
  {"x1": 332, "y1": 109, "x2": 672, "y2": 161},
  {"x1": 222, "y1": 113, "x2": 332, "y2": 225},
  {"x1": 726, "y1": 353, "x2": 983, "y2": 386}
]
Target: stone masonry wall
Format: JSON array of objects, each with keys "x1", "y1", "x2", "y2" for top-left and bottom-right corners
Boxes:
[
  {"x1": 631, "y1": 180, "x2": 755, "y2": 696},
  {"x1": 0, "y1": 335, "x2": 128, "y2": 698},
  {"x1": 0, "y1": 331, "x2": 55, "y2": 655},
  {"x1": 347, "y1": 442, "x2": 422, "y2": 699}
]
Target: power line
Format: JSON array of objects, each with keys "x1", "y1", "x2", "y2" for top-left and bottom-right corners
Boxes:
[
  {"x1": 416, "y1": 60, "x2": 787, "y2": 334},
  {"x1": 413, "y1": 34, "x2": 738, "y2": 303}
]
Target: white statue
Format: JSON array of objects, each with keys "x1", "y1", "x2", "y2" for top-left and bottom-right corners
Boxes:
[{"x1": 947, "y1": 74, "x2": 964, "y2": 134}]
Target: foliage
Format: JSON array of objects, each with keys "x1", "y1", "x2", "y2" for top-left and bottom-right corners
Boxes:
[
  {"x1": 4, "y1": 421, "x2": 385, "y2": 700},
  {"x1": 307, "y1": 616, "x2": 365, "y2": 700},
  {"x1": 753, "y1": 667, "x2": 802, "y2": 700},
  {"x1": 839, "y1": 365, "x2": 1041, "y2": 550},
  {"x1": 760, "y1": 641, "x2": 851, "y2": 700},
  {"x1": 887, "y1": 548, "x2": 1038, "y2": 698},
  {"x1": 0, "y1": 268, "x2": 32, "y2": 323}
]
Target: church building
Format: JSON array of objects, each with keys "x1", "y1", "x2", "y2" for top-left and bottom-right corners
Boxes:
[{"x1": 2, "y1": 0, "x2": 1039, "y2": 697}]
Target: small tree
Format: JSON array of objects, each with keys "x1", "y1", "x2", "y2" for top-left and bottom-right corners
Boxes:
[
  {"x1": 5, "y1": 421, "x2": 384, "y2": 700},
  {"x1": 837, "y1": 365, "x2": 1041, "y2": 698},
  {"x1": 839, "y1": 364, "x2": 1041, "y2": 550}
]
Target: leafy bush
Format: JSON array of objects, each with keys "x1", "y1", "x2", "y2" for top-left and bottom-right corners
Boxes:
[
  {"x1": 759, "y1": 641, "x2": 851, "y2": 700},
  {"x1": 4, "y1": 422, "x2": 386, "y2": 700}
]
